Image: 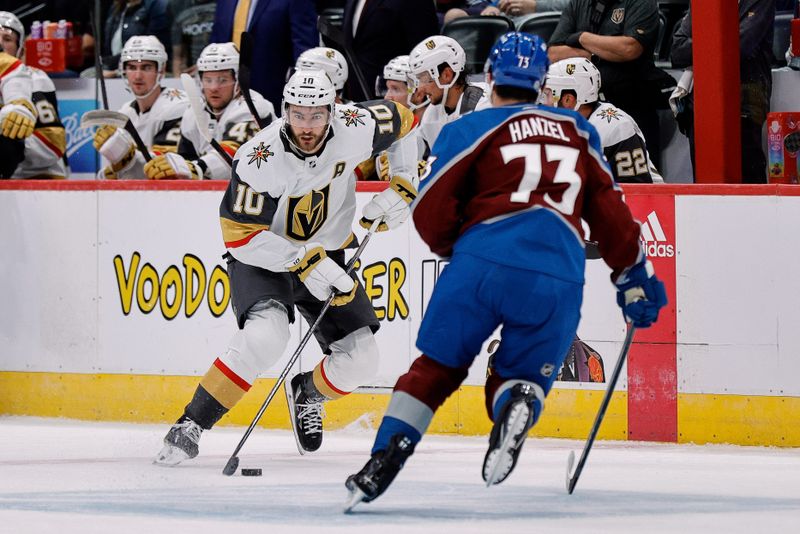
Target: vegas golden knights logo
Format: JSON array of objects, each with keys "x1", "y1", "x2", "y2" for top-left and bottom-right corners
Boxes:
[
  {"x1": 566, "y1": 63, "x2": 575, "y2": 75},
  {"x1": 286, "y1": 184, "x2": 330, "y2": 240},
  {"x1": 325, "y1": 49, "x2": 335, "y2": 59},
  {"x1": 425, "y1": 40, "x2": 436, "y2": 50}
]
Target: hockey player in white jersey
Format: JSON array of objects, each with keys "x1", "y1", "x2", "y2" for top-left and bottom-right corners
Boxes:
[
  {"x1": 409, "y1": 35, "x2": 490, "y2": 151},
  {"x1": 0, "y1": 48, "x2": 34, "y2": 178},
  {"x1": 155, "y1": 69, "x2": 419, "y2": 465},
  {"x1": 93, "y1": 36, "x2": 189, "y2": 179},
  {"x1": 144, "y1": 42, "x2": 275, "y2": 181},
  {"x1": 0, "y1": 11, "x2": 67, "y2": 179},
  {"x1": 543, "y1": 58, "x2": 663, "y2": 184}
]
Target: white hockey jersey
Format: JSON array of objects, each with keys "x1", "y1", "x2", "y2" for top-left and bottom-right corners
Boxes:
[
  {"x1": 15, "y1": 68, "x2": 67, "y2": 179},
  {"x1": 418, "y1": 82, "x2": 491, "y2": 150},
  {"x1": 220, "y1": 100, "x2": 417, "y2": 272},
  {"x1": 178, "y1": 90, "x2": 276, "y2": 180},
  {"x1": 589, "y1": 102, "x2": 663, "y2": 184},
  {"x1": 110, "y1": 87, "x2": 189, "y2": 179}
]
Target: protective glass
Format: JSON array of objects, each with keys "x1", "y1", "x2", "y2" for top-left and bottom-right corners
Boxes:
[
  {"x1": 201, "y1": 75, "x2": 236, "y2": 88},
  {"x1": 413, "y1": 70, "x2": 435, "y2": 86}
]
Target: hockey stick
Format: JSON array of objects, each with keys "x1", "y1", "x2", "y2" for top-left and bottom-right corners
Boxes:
[
  {"x1": 90, "y1": 11, "x2": 108, "y2": 111},
  {"x1": 566, "y1": 324, "x2": 636, "y2": 494},
  {"x1": 238, "y1": 32, "x2": 271, "y2": 130},
  {"x1": 222, "y1": 218, "x2": 382, "y2": 476},
  {"x1": 81, "y1": 110, "x2": 152, "y2": 163},
  {"x1": 180, "y1": 74, "x2": 234, "y2": 166},
  {"x1": 317, "y1": 16, "x2": 372, "y2": 99}
]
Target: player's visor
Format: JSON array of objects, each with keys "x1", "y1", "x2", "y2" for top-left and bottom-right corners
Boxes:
[{"x1": 285, "y1": 106, "x2": 330, "y2": 128}]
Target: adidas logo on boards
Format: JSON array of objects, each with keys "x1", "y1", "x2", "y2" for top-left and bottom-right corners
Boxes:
[{"x1": 639, "y1": 211, "x2": 674, "y2": 258}]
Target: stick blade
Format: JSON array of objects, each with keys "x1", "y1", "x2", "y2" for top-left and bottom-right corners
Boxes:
[
  {"x1": 222, "y1": 455, "x2": 240, "y2": 476},
  {"x1": 566, "y1": 450, "x2": 577, "y2": 494},
  {"x1": 180, "y1": 73, "x2": 212, "y2": 144},
  {"x1": 80, "y1": 110, "x2": 129, "y2": 129}
]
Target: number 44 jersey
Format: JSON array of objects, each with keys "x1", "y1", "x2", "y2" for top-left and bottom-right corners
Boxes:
[{"x1": 413, "y1": 104, "x2": 644, "y2": 284}]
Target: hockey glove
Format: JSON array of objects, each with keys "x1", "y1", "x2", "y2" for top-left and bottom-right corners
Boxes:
[
  {"x1": 286, "y1": 244, "x2": 356, "y2": 306},
  {"x1": 93, "y1": 125, "x2": 136, "y2": 165},
  {"x1": 0, "y1": 100, "x2": 36, "y2": 139},
  {"x1": 614, "y1": 259, "x2": 667, "y2": 328},
  {"x1": 359, "y1": 174, "x2": 417, "y2": 232},
  {"x1": 144, "y1": 153, "x2": 203, "y2": 180}
]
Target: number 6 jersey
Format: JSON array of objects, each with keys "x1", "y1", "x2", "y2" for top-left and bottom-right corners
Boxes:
[
  {"x1": 219, "y1": 100, "x2": 417, "y2": 271},
  {"x1": 413, "y1": 104, "x2": 643, "y2": 284}
]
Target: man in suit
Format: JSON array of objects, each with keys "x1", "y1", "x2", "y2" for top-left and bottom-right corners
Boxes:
[
  {"x1": 210, "y1": 0, "x2": 319, "y2": 112},
  {"x1": 343, "y1": 0, "x2": 439, "y2": 101}
]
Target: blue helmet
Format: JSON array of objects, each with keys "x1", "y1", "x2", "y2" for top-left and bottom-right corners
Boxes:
[{"x1": 486, "y1": 32, "x2": 549, "y2": 93}]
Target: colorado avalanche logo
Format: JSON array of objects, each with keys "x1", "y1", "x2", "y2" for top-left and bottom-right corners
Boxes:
[
  {"x1": 597, "y1": 107, "x2": 622, "y2": 124},
  {"x1": 340, "y1": 108, "x2": 366, "y2": 127},
  {"x1": 246, "y1": 142, "x2": 274, "y2": 168}
]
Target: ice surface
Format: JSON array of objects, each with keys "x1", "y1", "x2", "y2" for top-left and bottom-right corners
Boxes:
[{"x1": 1, "y1": 417, "x2": 799, "y2": 533}]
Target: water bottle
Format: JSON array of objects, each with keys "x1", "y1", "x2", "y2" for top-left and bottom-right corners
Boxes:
[
  {"x1": 56, "y1": 19, "x2": 68, "y2": 39},
  {"x1": 30, "y1": 20, "x2": 43, "y2": 39}
]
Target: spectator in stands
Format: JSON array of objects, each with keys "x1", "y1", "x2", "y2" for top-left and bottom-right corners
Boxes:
[
  {"x1": 102, "y1": 0, "x2": 172, "y2": 75},
  {"x1": 0, "y1": 12, "x2": 68, "y2": 179},
  {"x1": 343, "y1": 0, "x2": 439, "y2": 101},
  {"x1": 670, "y1": 1, "x2": 775, "y2": 183},
  {"x1": 447, "y1": 0, "x2": 570, "y2": 25},
  {"x1": 209, "y1": 0, "x2": 318, "y2": 112},
  {"x1": 169, "y1": 0, "x2": 217, "y2": 77},
  {"x1": 548, "y1": 0, "x2": 667, "y2": 169}
]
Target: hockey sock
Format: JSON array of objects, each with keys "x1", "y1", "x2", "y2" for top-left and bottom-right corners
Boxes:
[
  {"x1": 311, "y1": 359, "x2": 347, "y2": 400},
  {"x1": 185, "y1": 358, "x2": 251, "y2": 429},
  {"x1": 372, "y1": 355, "x2": 468, "y2": 454}
]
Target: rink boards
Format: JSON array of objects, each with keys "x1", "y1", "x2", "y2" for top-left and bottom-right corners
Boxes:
[{"x1": 1, "y1": 181, "x2": 799, "y2": 447}]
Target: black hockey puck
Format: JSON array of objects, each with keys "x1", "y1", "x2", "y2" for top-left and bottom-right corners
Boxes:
[{"x1": 241, "y1": 468, "x2": 262, "y2": 476}]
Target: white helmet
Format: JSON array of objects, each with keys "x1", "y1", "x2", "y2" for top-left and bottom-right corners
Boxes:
[
  {"x1": 197, "y1": 42, "x2": 239, "y2": 76},
  {"x1": 296, "y1": 47, "x2": 348, "y2": 92},
  {"x1": 383, "y1": 55, "x2": 411, "y2": 82},
  {"x1": 283, "y1": 69, "x2": 336, "y2": 108},
  {"x1": 409, "y1": 35, "x2": 465, "y2": 89},
  {"x1": 119, "y1": 35, "x2": 168, "y2": 72},
  {"x1": 544, "y1": 58, "x2": 601, "y2": 109},
  {"x1": 0, "y1": 11, "x2": 24, "y2": 57}
]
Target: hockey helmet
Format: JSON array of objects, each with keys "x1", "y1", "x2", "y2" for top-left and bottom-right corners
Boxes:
[
  {"x1": 197, "y1": 42, "x2": 240, "y2": 77},
  {"x1": 375, "y1": 55, "x2": 412, "y2": 98},
  {"x1": 0, "y1": 11, "x2": 24, "y2": 57},
  {"x1": 119, "y1": 35, "x2": 168, "y2": 72},
  {"x1": 408, "y1": 35, "x2": 465, "y2": 90},
  {"x1": 283, "y1": 68, "x2": 337, "y2": 108},
  {"x1": 544, "y1": 58, "x2": 602, "y2": 109},
  {"x1": 296, "y1": 47, "x2": 348, "y2": 92},
  {"x1": 485, "y1": 32, "x2": 549, "y2": 93}
]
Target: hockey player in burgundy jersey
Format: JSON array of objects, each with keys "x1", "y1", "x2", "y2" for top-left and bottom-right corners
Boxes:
[{"x1": 344, "y1": 32, "x2": 667, "y2": 510}]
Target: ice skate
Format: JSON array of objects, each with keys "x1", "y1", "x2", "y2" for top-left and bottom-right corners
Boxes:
[
  {"x1": 482, "y1": 383, "x2": 538, "y2": 486},
  {"x1": 154, "y1": 418, "x2": 203, "y2": 466},
  {"x1": 285, "y1": 373, "x2": 325, "y2": 454},
  {"x1": 343, "y1": 434, "x2": 415, "y2": 512}
]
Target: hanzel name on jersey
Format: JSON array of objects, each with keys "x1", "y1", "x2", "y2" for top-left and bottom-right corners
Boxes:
[{"x1": 508, "y1": 116, "x2": 570, "y2": 144}]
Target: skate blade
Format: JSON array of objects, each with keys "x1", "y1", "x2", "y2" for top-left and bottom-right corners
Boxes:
[
  {"x1": 153, "y1": 443, "x2": 189, "y2": 467},
  {"x1": 343, "y1": 486, "x2": 367, "y2": 514},
  {"x1": 283, "y1": 374, "x2": 306, "y2": 456},
  {"x1": 484, "y1": 403, "x2": 529, "y2": 486}
]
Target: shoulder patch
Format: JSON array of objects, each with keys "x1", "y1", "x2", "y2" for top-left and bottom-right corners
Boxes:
[
  {"x1": 246, "y1": 141, "x2": 274, "y2": 168},
  {"x1": 339, "y1": 108, "x2": 367, "y2": 127},
  {"x1": 596, "y1": 107, "x2": 622, "y2": 123}
]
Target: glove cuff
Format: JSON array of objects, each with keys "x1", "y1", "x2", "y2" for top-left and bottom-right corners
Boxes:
[
  {"x1": 7, "y1": 99, "x2": 36, "y2": 118},
  {"x1": 111, "y1": 145, "x2": 137, "y2": 172},
  {"x1": 287, "y1": 246, "x2": 327, "y2": 282},
  {"x1": 389, "y1": 174, "x2": 417, "y2": 205}
]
